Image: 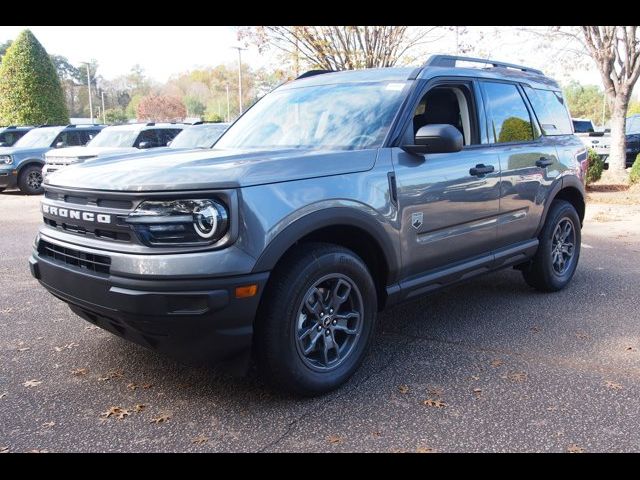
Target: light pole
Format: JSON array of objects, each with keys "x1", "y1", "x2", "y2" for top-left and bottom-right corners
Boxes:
[
  {"x1": 81, "y1": 62, "x2": 94, "y2": 123},
  {"x1": 231, "y1": 46, "x2": 247, "y2": 114},
  {"x1": 101, "y1": 91, "x2": 106, "y2": 124},
  {"x1": 226, "y1": 84, "x2": 230, "y2": 122}
]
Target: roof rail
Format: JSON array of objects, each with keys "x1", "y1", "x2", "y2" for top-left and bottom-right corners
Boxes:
[
  {"x1": 145, "y1": 122, "x2": 156, "y2": 126},
  {"x1": 423, "y1": 55, "x2": 544, "y2": 75},
  {"x1": 296, "y1": 70, "x2": 334, "y2": 80}
]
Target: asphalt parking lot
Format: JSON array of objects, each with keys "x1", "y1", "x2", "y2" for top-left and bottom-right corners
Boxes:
[{"x1": 1, "y1": 191, "x2": 639, "y2": 453}]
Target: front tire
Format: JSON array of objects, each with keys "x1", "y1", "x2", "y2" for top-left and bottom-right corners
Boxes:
[
  {"x1": 522, "y1": 199, "x2": 581, "y2": 292},
  {"x1": 255, "y1": 243, "x2": 377, "y2": 396},
  {"x1": 18, "y1": 165, "x2": 44, "y2": 195}
]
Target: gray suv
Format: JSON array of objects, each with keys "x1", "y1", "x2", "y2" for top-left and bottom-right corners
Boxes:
[{"x1": 30, "y1": 56, "x2": 587, "y2": 396}]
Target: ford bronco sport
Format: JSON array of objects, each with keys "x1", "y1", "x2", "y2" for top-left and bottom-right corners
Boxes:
[{"x1": 30, "y1": 56, "x2": 587, "y2": 396}]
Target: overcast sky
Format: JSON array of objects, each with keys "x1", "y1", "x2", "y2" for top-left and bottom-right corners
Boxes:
[{"x1": 0, "y1": 25, "x2": 606, "y2": 87}]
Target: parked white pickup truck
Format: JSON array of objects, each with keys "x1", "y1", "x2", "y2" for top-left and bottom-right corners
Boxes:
[{"x1": 572, "y1": 118, "x2": 610, "y2": 160}]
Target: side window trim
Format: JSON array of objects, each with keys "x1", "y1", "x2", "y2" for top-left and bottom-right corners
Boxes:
[
  {"x1": 479, "y1": 80, "x2": 540, "y2": 147},
  {"x1": 516, "y1": 83, "x2": 542, "y2": 139}
]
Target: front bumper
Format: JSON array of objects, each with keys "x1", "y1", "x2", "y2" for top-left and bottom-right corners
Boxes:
[
  {"x1": 30, "y1": 243, "x2": 269, "y2": 372},
  {"x1": 0, "y1": 166, "x2": 17, "y2": 189}
]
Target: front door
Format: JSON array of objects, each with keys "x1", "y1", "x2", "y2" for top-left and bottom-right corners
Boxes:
[{"x1": 391, "y1": 81, "x2": 501, "y2": 281}]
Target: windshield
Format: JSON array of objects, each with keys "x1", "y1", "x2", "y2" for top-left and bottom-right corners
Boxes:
[
  {"x1": 170, "y1": 124, "x2": 228, "y2": 148},
  {"x1": 572, "y1": 120, "x2": 594, "y2": 133},
  {"x1": 14, "y1": 127, "x2": 61, "y2": 148},
  {"x1": 88, "y1": 128, "x2": 139, "y2": 148},
  {"x1": 627, "y1": 116, "x2": 640, "y2": 134},
  {"x1": 215, "y1": 81, "x2": 406, "y2": 150}
]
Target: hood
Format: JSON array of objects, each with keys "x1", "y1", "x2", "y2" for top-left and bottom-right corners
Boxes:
[
  {"x1": 45, "y1": 148, "x2": 377, "y2": 191},
  {"x1": 45, "y1": 146, "x2": 139, "y2": 160},
  {"x1": 0, "y1": 146, "x2": 48, "y2": 157}
]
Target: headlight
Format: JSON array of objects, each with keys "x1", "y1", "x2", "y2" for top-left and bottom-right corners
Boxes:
[
  {"x1": 126, "y1": 199, "x2": 229, "y2": 246},
  {"x1": 0, "y1": 155, "x2": 12, "y2": 165}
]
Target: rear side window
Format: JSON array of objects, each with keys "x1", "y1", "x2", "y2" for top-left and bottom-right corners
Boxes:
[
  {"x1": 523, "y1": 87, "x2": 573, "y2": 135},
  {"x1": 135, "y1": 129, "x2": 161, "y2": 148},
  {"x1": 159, "y1": 129, "x2": 182, "y2": 145},
  {"x1": 572, "y1": 120, "x2": 594, "y2": 133},
  {"x1": 481, "y1": 82, "x2": 535, "y2": 144}
]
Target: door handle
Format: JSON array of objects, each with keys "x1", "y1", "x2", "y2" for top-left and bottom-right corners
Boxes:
[
  {"x1": 469, "y1": 164, "x2": 495, "y2": 176},
  {"x1": 536, "y1": 157, "x2": 554, "y2": 168}
]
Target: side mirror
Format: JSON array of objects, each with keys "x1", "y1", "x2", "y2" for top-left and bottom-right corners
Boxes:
[
  {"x1": 138, "y1": 141, "x2": 151, "y2": 149},
  {"x1": 402, "y1": 124, "x2": 463, "y2": 155},
  {"x1": 55, "y1": 141, "x2": 66, "y2": 148},
  {"x1": 166, "y1": 140, "x2": 172, "y2": 146}
]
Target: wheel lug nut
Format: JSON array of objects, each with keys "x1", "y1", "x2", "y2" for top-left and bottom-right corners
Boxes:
[
  {"x1": 325, "y1": 330, "x2": 331, "y2": 335},
  {"x1": 330, "y1": 309, "x2": 333, "y2": 314},
  {"x1": 332, "y1": 319, "x2": 337, "y2": 325},
  {"x1": 317, "y1": 325, "x2": 322, "y2": 332}
]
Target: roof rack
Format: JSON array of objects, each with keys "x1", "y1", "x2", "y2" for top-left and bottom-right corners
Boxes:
[
  {"x1": 145, "y1": 122, "x2": 156, "y2": 126},
  {"x1": 296, "y1": 70, "x2": 334, "y2": 80},
  {"x1": 422, "y1": 55, "x2": 544, "y2": 75}
]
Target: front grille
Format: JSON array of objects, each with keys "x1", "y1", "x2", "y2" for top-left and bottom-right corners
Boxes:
[{"x1": 38, "y1": 240, "x2": 111, "y2": 275}]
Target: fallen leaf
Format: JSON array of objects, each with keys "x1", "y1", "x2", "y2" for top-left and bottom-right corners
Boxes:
[
  {"x1": 428, "y1": 387, "x2": 443, "y2": 397},
  {"x1": 28, "y1": 449, "x2": 49, "y2": 453},
  {"x1": 142, "y1": 383, "x2": 153, "y2": 389},
  {"x1": 70, "y1": 368, "x2": 88, "y2": 376},
  {"x1": 398, "y1": 384, "x2": 410, "y2": 394},
  {"x1": 1, "y1": 307, "x2": 14, "y2": 314},
  {"x1": 423, "y1": 399, "x2": 447, "y2": 408},
  {"x1": 530, "y1": 326, "x2": 541, "y2": 333},
  {"x1": 567, "y1": 444, "x2": 584, "y2": 453},
  {"x1": 470, "y1": 375, "x2": 480, "y2": 381},
  {"x1": 625, "y1": 346, "x2": 635, "y2": 352},
  {"x1": 372, "y1": 431, "x2": 382, "y2": 438},
  {"x1": 416, "y1": 446, "x2": 434, "y2": 453},
  {"x1": 41, "y1": 421, "x2": 55, "y2": 428},
  {"x1": 17, "y1": 347, "x2": 30, "y2": 352},
  {"x1": 84, "y1": 325, "x2": 99, "y2": 331},
  {"x1": 127, "y1": 383, "x2": 138, "y2": 390},
  {"x1": 575, "y1": 331, "x2": 590, "y2": 340},
  {"x1": 472, "y1": 388, "x2": 482, "y2": 396},
  {"x1": 502, "y1": 372, "x2": 527, "y2": 383},
  {"x1": 134, "y1": 404, "x2": 146, "y2": 412},
  {"x1": 605, "y1": 381, "x2": 623, "y2": 390},
  {"x1": 150, "y1": 413, "x2": 171, "y2": 424},
  {"x1": 0, "y1": 393, "x2": 7, "y2": 400},
  {"x1": 192, "y1": 435, "x2": 209, "y2": 445},
  {"x1": 98, "y1": 370, "x2": 124, "y2": 381},
  {"x1": 54, "y1": 342, "x2": 79, "y2": 351},
  {"x1": 100, "y1": 406, "x2": 130, "y2": 420},
  {"x1": 327, "y1": 435, "x2": 343, "y2": 444},
  {"x1": 23, "y1": 379, "x2": 42, "y2": 388},
  {"x1": 0, "y1": 446, "x2": 8, "y2": 453},
  {"x1": 490, "y1": 359, "x2": 504, "y2": 368},
  {"x1": 547, "y1": 405, "x2": 558, "y2": 411}
]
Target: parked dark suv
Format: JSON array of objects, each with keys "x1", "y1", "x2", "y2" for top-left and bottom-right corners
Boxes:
[
  {"x1": 0, "y1": 124, "x2": 104, "y2": 194},
  {"x1": 31, "y1": 56, "x2": 587, "y2": 395}
]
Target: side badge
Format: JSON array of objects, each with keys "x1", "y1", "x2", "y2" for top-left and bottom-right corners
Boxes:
[{"x1": 411, "y1": 212, "x2": 423, "y2": 230}]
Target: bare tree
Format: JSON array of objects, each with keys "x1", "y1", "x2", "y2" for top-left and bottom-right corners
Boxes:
[
  {"x1": 238, "y1": 26, "x2": 442, "y2": 73},
  {"x1": 581, "y1": 26, "x2": 640, "y2": 178}
]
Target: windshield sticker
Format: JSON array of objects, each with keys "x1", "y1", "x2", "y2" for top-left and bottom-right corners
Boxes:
[{"x1": 385, "y1": 83, "x2": 406, "y2": 91}]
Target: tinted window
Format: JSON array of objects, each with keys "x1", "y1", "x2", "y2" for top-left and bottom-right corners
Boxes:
[
  {"x1": 482, "y1": 82, "x2": 535, "y2": 143},
  {"x1": 572, "y1": 120, "x2": 594, "y2": 133},
  {"x1": 523, "y1": 87, "x2": 572, "y2": 135},
  {"x1": 66, "y1": 131, "x2": 85, "y2": 146},
  {"x1": 0, "y1": 131, "x2": 21, "y2": 146},
  {"x1": 159, "y1": 129, "x2": 182, "y2": 145},
  {"x1": 136, "y1": 129, "x2": 161, "y2": 148}
]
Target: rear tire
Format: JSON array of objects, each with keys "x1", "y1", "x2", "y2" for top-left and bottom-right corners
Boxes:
[
  {"x1": 18, "y1": 165, "x2": 44, "y2": 195},
  {"x1": 522, "y1": 200, "x2": 581, "y2": 292},
  {"x1": 255, "y1": 242, "x2": 377, "y2": 396}
]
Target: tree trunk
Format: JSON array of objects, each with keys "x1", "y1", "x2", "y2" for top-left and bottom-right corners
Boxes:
[{"x1": 604, "y1": 99, "x2": 629, "y2": 183}]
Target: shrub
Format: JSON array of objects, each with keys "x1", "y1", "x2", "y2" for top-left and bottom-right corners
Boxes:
[
  {"x1": 630, "y1": 153, "x2": 640, "y2": 185},
  {"x1": 0, "y1": 30, "x2": 69, "y2": 125},
  {"x1": 103, "y1": 108, "x2": 128, "y2": 125},
  {"x1": 586, "y1": 148, "x2": 604, "y2": 185}
]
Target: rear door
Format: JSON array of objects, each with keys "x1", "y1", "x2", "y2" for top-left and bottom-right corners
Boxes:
[{"x1": 479, "y1": 80, "x2": 559, "y2": 249}]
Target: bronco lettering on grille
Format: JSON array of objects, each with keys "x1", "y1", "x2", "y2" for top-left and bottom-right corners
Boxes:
[{"x1": 42, "y1": 204, "x2": 112, "y2": 224}]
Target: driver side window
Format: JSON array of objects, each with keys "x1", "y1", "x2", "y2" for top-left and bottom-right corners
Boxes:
[{"x1": 412, "y1": 85, "x2": 478, "y2": 146}]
